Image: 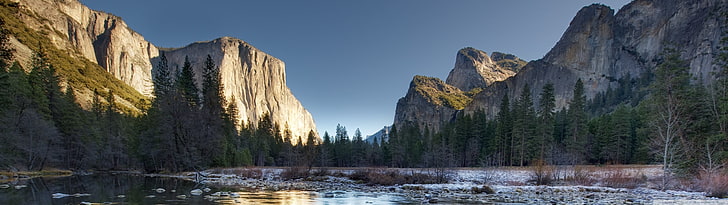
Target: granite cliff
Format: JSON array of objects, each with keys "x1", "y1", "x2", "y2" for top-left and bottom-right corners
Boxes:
[
  {"x1": 395, "y1": 0, "x2": 727, "y2": 132},
  {"x1": 394, "y1": 48, "x2": 524, "y2": 132},
  {"x1": 4, "y1": 0, "x2": 317, "y2": 140},
  {"x1": 445, "y1": 48, "x2": 524, "y2": 91},
  {"x1": 160, "y1": 37, "x2": 317, "y2": 143}
]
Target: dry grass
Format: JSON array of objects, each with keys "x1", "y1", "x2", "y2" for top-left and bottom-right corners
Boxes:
[
  {"x1": 348, "y1": 169, "x2": 447, "y2": 186},
  {"x1": 699, "y1": 171, "x2": 728, "y2": 198},
  {"x1": 280, "y1": 167, "x2": 310, "y2": 180},
  {"x1": 601, "y1": 168, "x2": 646, "y2": 189}
]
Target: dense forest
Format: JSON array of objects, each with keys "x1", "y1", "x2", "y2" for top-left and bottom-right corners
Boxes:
[{"x1": 0, "y1": 11, "x2": 727, "y2": 185}]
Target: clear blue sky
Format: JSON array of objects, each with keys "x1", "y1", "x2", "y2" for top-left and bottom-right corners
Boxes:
[{"x1": 81, "y1": 0, "x2": 631, "y2": 136}]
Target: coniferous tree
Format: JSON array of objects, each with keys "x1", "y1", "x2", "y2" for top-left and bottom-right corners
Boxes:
[
  {"x1": 647, "y1": 48, "x2": 691, "y2": 189},
  {"x1": 201, "y1": 54, "x2": 225, "y2": 166},
  {"x1": 512, "y1": 84, "x2": 535, "y2": 166},
  {"x1": 0, "y1": 19, "x2": 13, "y2": 69},
  {"x1": 177, "y1": 56, "x2": 199, "y2": 107},
  {"x1": 537, "y1": 83, "x2": 555, "y2": 161},
  {"x1": 566, "y1": 79, "x2": 588, "y2": 164},
  {"x1": 495, "y1": 93, "x2": 512, "y2": 166}
]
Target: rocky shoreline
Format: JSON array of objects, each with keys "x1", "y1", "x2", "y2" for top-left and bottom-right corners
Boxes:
[{"x1": 160, "y1": 167, "x2": 727, "y2": 204}]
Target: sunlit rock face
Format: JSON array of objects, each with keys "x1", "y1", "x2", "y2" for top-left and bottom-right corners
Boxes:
[
  {"x1": 161, "y1": 37, "x2": 318, "y2": 143},
  {"x1": 394, "y1": 75, "x2": 462, "y2": 133},
  {"x1": 18, "y1": 0, "x2": 158, "y2": 97},
  {"x1": 12, "y1": 0, "x2": 318, "y2": 142},
  {"x1": 445, "y1": 48, "x2": 520, "y2": 92}
]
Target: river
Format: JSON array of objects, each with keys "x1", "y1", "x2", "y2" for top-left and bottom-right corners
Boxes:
[{"x1": 0, "y1": 174, "x2": 418, "y2": 205}]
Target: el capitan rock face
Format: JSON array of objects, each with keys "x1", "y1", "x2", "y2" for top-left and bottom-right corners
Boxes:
[
  {"x1": 161, "y1": 37, "x2": 317, "y2": 143},
  {"x1": 8, "y1": 0, "x2": 317, "y2": 141},
  {"x1": 396, "y1": 0, "x2": 727, "y2": 132}
]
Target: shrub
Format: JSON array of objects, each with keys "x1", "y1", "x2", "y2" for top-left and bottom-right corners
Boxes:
[
  {"x1": 602, "y1": 169, "x2": 644, "y2": 189},
  {"x1": 566, "y1": 166, "x2": 595, "y2": 186},
  {"x1": 700, "y1": 171, "x2": 728, "y2": 198},
  {"x1": 347, "y1": 169, "x2": 447, "y2": 186},
  {"x1": 280, "y1": 167, "x2": 309, "y2": 180},
  {"x1": 530, "y1": 160, "x2": 554, "y2": 185}
]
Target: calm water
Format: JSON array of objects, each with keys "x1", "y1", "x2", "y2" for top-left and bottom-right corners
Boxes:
[{"x1": 0, "y1": 174, "x2": 416, "y2": 205}]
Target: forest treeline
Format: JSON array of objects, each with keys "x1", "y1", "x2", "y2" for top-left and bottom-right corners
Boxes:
[{"x1": 0, "y1": 17, "x2": 727, "y2": 180}]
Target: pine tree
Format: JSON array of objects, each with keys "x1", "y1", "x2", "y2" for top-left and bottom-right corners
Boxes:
[
  {"x1": 176, "y1": 56, "x2": 199, "y2": 107},
  {"x1": 566, "y1": 79, "x2": 587, "y2": 164},
  {"x1": 537, "y1": 83, "x2": 555, "y2": 160},
  {"x1": 200, "y1": 54, "x2": 224, "y2": 166},
  {"x1": 154, "y1": 52, "x2": 173, "y2": 97},
  {"x1": 0, "y1": 18, "x2": 13, "y2": 69},
  {"x1": 512, "y1": 84, "x2": 535, "y2": 166},
  {"x1": 28, "y1": 48, "x2": 51, "y2": 118},
  {"x1": 495, "y1": 93, "x2": 512, "y2": 166}
]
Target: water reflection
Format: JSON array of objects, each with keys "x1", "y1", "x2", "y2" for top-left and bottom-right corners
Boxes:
[
  {"x1": 0, "y1": 174, "x2": 414, "y2": 205},
  {"x1": 214, "y1": 191, "x2": 414, "y2": 205}
]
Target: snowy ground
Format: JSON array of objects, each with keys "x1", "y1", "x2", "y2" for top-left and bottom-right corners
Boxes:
[{"x1": 171, "y1": 166, "x2": 728, "y2": 204}]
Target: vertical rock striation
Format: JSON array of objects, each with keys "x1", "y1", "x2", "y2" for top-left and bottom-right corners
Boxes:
[
  {"x1": 161, "y1": 37, "x2": 317, "y2": 143},
  {"x1": 16, "y1": 0, "x2": 158, "y2": 97},
  {"x1": 8, "y1": 0, "x2": 318, "y2": 141}
]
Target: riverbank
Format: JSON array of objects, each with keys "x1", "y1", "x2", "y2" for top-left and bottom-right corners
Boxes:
[
  {"x1": 0, "y1": 169, "x2": 72, "y2": 183},
  {"x1": 166, "y1": 165, "x2": 728, "y2": 204}
]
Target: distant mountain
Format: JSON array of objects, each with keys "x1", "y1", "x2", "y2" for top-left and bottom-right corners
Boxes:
[
  {"x1": 395, "y1": 48, "x2": 525, "y2": 132},
  {"x1": 5, "y1": 0, "x2": 317, "y2": 141},
  {"x1": 365, "y1": 126, "x2": 391, "y2": 144},
  {"x1": 395, "y1": 0, "x2": 727, "y2": 133}
]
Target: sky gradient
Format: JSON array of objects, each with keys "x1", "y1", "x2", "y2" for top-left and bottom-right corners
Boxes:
[{"x1": 80, "y1": 0, "x2": 631, "y2": 136}]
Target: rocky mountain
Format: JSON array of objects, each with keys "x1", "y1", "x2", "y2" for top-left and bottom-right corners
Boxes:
[
  {"x1": 395, "y1": 48, "x2": 524, "y2": 132},
  {"x1": 445, "y1": 48, "x2": 524, "y2": 92},
  {"x1": 365, "y1": 126, "x2": 391, "y2": 144},
  {"x1": 4, "y1": 0, "x2": 317, "y2": 141},
  {"x1": 394, "y1": 75, "x2": 472, "y2": 132},
  {"x1": 395, "y1": 0, "x2": 727, "y2": 132},
  {"x1": 10, "y1": 0, "x2": 157, "y2": 97},
  {"x1": 161, "y1": 37, "x2": 317, "y2": 143}
]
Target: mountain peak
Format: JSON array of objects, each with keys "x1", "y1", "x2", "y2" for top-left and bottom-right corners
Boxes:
[
  {"x1": 543, "y1": 3, "x2": 615, "y2": 70},
  {"x1": 445, "y1": 47, "x2": 518, "y2": 91}
]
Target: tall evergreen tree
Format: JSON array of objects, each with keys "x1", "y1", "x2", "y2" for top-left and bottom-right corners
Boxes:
[
  {"x1": 512, "y1": 84, "x2": 535, "y2": 166},
  {"x1": 177, "y1": 56, "x2": 199, "y2": 107},
  {"x1": 200, "y1": 54, "x2": 225, "y2": 166},
  {"x1": 537, "y1": 83, "x2": 555, "y2": 160},
  {"x1": 495, "y1": 93, "x2": 512, "y2": 166},
  {"x1": 566, "y1": 79, "x2": 588, "y2": 164}
]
